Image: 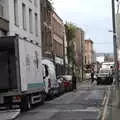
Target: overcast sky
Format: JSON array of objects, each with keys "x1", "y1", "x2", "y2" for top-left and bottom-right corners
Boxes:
[{"x1": 53, "y1": 0, "x2": 113, "y2": 53}]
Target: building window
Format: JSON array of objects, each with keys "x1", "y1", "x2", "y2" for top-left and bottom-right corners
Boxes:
[
  {"x1": 29, "y1": 8, "x2": 32, "y2": 33},
  {"x1": 14, "y1": 0, "x2": 19, "y2": 26},
  {"x1": 0, "y1": 4, "x2": 4, "y2": 17},
  {"x1": 35, "y1": 13, "x2": 38, "y2": 36},
  {"x1": 22, "y1": 3, "x2": 26, "y2": 30}
]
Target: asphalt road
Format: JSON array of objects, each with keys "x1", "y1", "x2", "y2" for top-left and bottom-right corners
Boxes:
[{"x1": 16, "y1": 83, "x2": 108, "y2": 120}]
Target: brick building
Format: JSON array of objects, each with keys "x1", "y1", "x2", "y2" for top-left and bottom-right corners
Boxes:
[
  {"x1": 74, "y1": 28, "x2": 85, "y2": 80},
  {"x1": 40, "y1": 0, "x2": 53, "y2": 58},
  {"x1": 85, "y1": 39, "x2": 94, "y2": 65},
  {"x1": 40, "y1": 0, "x2": 66, "y2": 75},
  {"x1": 75, "y1": 28, "x2": 85, "y2": 66},
  {"x1": 52, "y1": 11, "x2": 65, "y2": 75}
]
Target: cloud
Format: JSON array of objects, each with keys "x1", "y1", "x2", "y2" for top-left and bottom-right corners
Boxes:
[
  {"x1": 53, "y1": 0, "x2": 113, "y2": 53},
  {"x1": 53, "y1": 0, "x2": 112, "y2": 16}
]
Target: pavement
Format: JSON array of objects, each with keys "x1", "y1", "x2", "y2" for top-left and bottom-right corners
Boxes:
[
  {"x1": 103, "y1": 85, "x2": 120, "y2": 120},
  {"x1": 16, "y1": 81, "x2": 108, "y2": 120},
  {"x1": 0, "y1": 109, "x2": 20, "y2": 120}
]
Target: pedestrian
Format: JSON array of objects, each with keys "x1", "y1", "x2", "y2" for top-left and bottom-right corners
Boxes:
[
  {"x1": 72, "y1": 74, "x2": 77, "y2": 90},
  {"x1": 91, "y1": 70, "x2": 94, "y2": 84}
]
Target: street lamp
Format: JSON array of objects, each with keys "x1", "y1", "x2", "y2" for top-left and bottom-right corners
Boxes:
[
  {"x1": 111, "y1": 0, "x2": 119, "y2": 88},
  {"x1": 111, "y1": 0, "x2": 120, "y2": 108}
]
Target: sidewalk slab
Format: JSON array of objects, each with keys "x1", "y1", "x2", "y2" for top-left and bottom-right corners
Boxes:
[
  {"x1": 110, "y1": 107, "x2": 120, "y2": 120},
  {"x1": 104, "y1": 86, "x2": 120, "y2": 120},
  {"x1": 0, "y1": 109, "x2": 20, "y2": 120}
]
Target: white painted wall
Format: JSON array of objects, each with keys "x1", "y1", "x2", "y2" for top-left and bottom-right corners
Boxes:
[
  {"x1": 7, "y1": 0, "x2": 41, "y2": 45},
  {"x1": 0, "y1": 0, "x2": 9, "y2": 20}
]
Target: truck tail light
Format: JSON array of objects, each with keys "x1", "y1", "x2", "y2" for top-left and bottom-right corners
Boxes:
[
  {"x1": 15, "y1": 96, "x2": 21, "y2": 100},
  {"x1": 12, "y1": 96, "x2": 21, "y2": 102}
]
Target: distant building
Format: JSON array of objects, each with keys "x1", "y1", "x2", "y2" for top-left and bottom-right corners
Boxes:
[
  {"x1": 96, "y1": 56, "x2": 105, "y2": 63},
  {"x1": 93, "y1": 51, "x2": 96, "y2": 63},
  {"x1": 75, "y1": 28, "x2": 85, "y2": 67},
  {"x1": 84, "y1": 39, "x2": 94, "y2": 65},
  {"x1": 104, "y1": 53, "x2": 114, "y2": 62}
]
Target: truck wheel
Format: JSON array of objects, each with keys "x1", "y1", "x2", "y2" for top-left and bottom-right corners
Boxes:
[
  {"x1": 27, "y1": 98, "x2": 31, "y2": 110},
  {"x1": 40, "y1": 92, "x2": 45, "y2": 104},
  {"x1": 21, "y1": 96, "x2": 31, "y2": 111},
  {"x1": 97, "y1": 81, "x2": 100, "y2": 85}
]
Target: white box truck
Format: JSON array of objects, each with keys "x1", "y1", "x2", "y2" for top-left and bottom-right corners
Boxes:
[{"x1": 0, "y1": 36, "x2": 45, "y2": 110}]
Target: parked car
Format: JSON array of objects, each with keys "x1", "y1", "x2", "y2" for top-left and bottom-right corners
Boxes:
[
  {"x1": 56, "y1": 76, "x2": 65, "y2": 95},
  {"x1": 62, "y1": 75, "x2": 73, "y2": 92}
]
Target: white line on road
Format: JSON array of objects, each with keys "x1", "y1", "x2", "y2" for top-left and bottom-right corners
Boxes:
[
  {"x1": 62, "y1": 108, "x2": 100, "y2": 112},
  {"x1": 33, "y1": 108, "x2": 100, "y2": 113},
  {"x1": 102, "y1": 91, "x2": 107, "y2": 106},
  {"x1": 101, "y1": 87, "x2": 111, "y2": 120}
]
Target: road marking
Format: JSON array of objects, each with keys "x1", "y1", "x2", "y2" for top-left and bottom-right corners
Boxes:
[
  {"x1": 63, "y1": 108, "x2": 99, "y2": 112},
  {"x1": 7, "y1": 109, "x2": 20, "y2": 120},
  {"x1": 34, "y1": 108, "x2": 99, "y2": 113},
  {"x1": 101, "y1": 87, "x2": 111, "y2": 120},
  {"x1": 102, "y1": 88, "x2": 108, "y2": 106}
]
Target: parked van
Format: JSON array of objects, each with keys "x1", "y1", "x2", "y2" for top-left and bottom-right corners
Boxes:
[{"x1": 42, "y1": 59, "x2": 59, "y2": 98}]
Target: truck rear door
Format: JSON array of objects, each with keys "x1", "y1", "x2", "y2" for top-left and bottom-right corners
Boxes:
[
  {"x1": 0, "y1": 36, "x2": 18, "y2": 92},
  {"x1": 18, "y1": 39, "x2": 44, "y2": 92}
]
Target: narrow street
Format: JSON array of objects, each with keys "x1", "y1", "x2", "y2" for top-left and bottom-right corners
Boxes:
[{"x1": 17, "y1": 82, "x2": 109, "y2": 120}]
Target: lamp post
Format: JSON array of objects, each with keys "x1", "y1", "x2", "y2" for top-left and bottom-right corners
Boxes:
[
  {"x1": 81, "y1": 31, "x2": 84, "y2": 81},
  {"x1": 63, "y1": 31, "x2": 66, "y2": 74},
  {"x1": 111, "y1": 0, "x2": 119, "y2": 88},
  {"x1": 111, "y1": 0, "x2": 120, "y2": 108}
]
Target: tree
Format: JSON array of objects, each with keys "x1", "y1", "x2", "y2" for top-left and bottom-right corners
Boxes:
[
  {"x1": 47, "y1": 0, "x2": 54, "y2": 11},
  {"x1": 65, "y1": 22, "x2": 77, "y2": 74}
]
